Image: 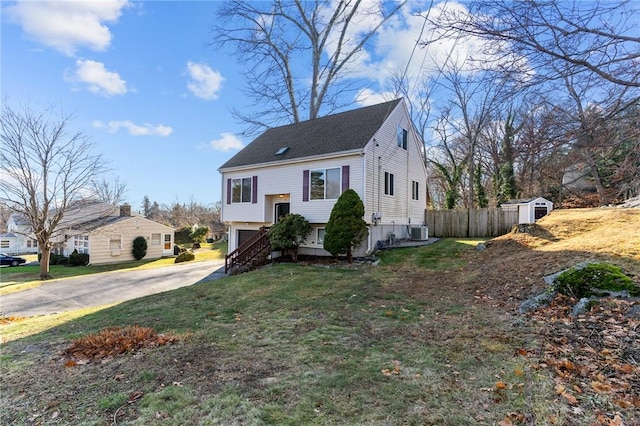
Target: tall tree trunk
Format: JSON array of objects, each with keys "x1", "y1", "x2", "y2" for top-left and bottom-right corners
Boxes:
[
  {"x1": 586, "y1": 155, "x2": 610, "y2": 205},
  {"x1": 39, "y1": 240, "x2": 53, "y2": 280}
]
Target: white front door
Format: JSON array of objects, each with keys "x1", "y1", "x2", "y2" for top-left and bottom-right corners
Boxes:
[{"x1": 163, "y1": 234, "x2": 173, "y2": 255}]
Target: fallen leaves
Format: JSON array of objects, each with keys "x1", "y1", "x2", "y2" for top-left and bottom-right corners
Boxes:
[
  {"x1": 63, "y1": 325, "x2": 178, "y2": 363},
  {"x1": 0, "y1": 315, "x2": 27, "y2": 324},
  {"x1": 529, "y1": 295, "x2": 640, "y2": 422},
  {"x1": 381, "y1": 360, "x2": 401, "y2": 376}
]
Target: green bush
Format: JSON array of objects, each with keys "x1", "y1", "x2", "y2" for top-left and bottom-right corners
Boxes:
[
  {"x1": 324, "y1": 189, "x2": 367, "y2": 263},
  {"x1": 174, "y1": 227, "x2": 193, "y2": 245},
  {"x1": 132, "y1": 236, "x2": 148, "y2": 261},
  {"x1": 554, "y1": 263, "x2": 639, "y2": 298},
  {"x1": 39, "y1": 252, "x2": 68, "y2": 265},
  {"x1": 268, "y1": 214, "x2": 311, "y2": 262},
  {"x1": 189, "y1": 226, "x2": 210, "y2": 243},
  {"x1": 68, "y1": 249, "x2": 90, "y2": 266},
  {"x1": 175, "y1": 250, "x2": 195, "y2": 263}
]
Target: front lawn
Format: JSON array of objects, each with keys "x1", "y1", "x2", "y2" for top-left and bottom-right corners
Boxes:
[
  {"x1": 0, "y1": 240, "x2": 562, "y2": 425},
  {"x1": 1, "y1": 209, "x2": 639, "y2": 425}
]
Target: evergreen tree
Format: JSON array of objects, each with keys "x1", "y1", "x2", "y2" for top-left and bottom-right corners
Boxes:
[
  {"x1": 323, "y1": 189, "x2": 367, "y2": 263},
  {"x1": 132, "y1": 236, "x2": 148, "y2": 261},
  {"x1": 141, "y1": 196, "x2": 151, "y2": 216},
  {"x1": 496, "y1": 113, "x2": 518, "y2": 204},
  {"x1": 474, "y1": 162, "x2": 489, "y2": 208}
]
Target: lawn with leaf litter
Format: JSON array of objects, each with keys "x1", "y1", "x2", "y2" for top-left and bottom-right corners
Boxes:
[{"x1": 0, "y1": 208, "x2": 638, "y2": 425}]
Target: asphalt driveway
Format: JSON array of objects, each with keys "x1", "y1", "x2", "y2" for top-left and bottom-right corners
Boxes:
[{"x1": 0, "y1": 260, "x2": 226, "y2": 317}]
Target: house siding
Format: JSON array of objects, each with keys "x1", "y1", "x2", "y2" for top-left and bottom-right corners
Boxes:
[
  {"x1": 66, "y1": 217, "x2": 174, "y2": 265},
  {"x1": 362, "y1": 101, "x2": 427, "y2": 244},
  {"x1": 221, "y1": 99, "x2": 428, "y2": 255},
  {"x1": 222, "y1": 154, "x2": 365, "y2": 225}
]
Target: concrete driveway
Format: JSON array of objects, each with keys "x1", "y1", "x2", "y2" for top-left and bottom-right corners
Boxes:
[{"x1": 0, "y1": 260, "x2": 226, "y2": 317}]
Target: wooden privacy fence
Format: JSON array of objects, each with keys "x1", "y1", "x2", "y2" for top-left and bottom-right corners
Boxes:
[{"x1": 425, "y1": 208, "x2": 519, "y2": 238}]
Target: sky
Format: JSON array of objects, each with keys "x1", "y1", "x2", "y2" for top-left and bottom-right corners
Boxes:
[{"x1": 1, "y1": 0, "x2": 484, "y2": 210}]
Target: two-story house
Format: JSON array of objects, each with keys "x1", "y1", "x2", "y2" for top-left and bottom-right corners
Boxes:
[{"x1": 218, "y1": 98, "x2": 428, "y2": 262}]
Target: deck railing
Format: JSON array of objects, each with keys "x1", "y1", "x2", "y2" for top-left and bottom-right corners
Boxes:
[{"x1": 224, "y1": 227, "x2": 271, "y2": 274}]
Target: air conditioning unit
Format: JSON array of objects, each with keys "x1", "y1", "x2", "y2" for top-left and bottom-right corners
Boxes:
[{"x1": 410, "y1": 226, "x2": 428, "y2": 241}]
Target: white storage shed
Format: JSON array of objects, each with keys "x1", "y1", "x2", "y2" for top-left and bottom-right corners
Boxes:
[{"x1": 500, "y1": 197, "x2": 554, "y2": 224}]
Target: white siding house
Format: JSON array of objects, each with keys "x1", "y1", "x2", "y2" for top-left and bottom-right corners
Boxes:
[
  {"x1": 219, "y1": 99, "x2": 428, "y2": 258},
  {"x1": 6, "y1": 214, "x2": 38, "y2": 254},
  {"x1": 7, "y1": 204, "x2": 175, "y2": 264}
]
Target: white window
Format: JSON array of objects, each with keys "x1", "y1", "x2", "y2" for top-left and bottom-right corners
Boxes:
[
  {"x1": 397, "y1": 126, "x2": 407, "y2": 150},
  {"x1": 1, "y1": 240, "x2": 9, "y2": 249},
  {"x1": 26, "y1": 239, "x2": 37, "y2": 248},
  {"x1": 316, "y1": 228, "x2": 325, "y2": 245},
  {"x1": 412, "y1": 181, "x2": 419, "y2": 200},
  {"x1": 310, "y1": 168, "x2": 340, "y2": 200},
  {"x1": 108, "y1": 234, "x2": 122, "y2": 251},
  {"x1": 384, "y1": 172, "x2": 394, "y2": 196},
  {"x1": 232, "y1": 177, "x2": 252, "y2": 203},
  {"x1": 151, "y1": 233, "x2": 161, "y2": 246},
  {"x1": 73, "y1": 235, "x2": 89, "y2": 254}
]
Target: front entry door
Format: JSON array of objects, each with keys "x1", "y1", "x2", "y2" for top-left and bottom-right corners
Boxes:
[
  {"x1": 274, "y1": 203, "x2": 290, "y2": 223},
  {"x1": 163, "y1": 233, "x2": 173, "y2": 255}
]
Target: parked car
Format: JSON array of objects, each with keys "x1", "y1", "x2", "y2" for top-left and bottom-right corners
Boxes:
[{"x1": 0, "y1": 253, "x2": 27, "y2": 267}]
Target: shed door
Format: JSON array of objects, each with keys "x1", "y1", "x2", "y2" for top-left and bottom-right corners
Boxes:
[
  {"x1": 237, "y1": 230, "x2": 258, "y2": 247},
  {"x1": 534, "y1": 207, "x2": 548, "y2": 220}
]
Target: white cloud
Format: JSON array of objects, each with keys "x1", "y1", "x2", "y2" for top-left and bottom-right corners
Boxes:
[
  {"x1": 67, "y1": 59, "x2": 127, "y2": 97},
  {"x1": 341, "y1": 2, "x2": 525, "y2": 80},
  {"x1": 93, "y1": 120, "x2": 173, "y2": 137},
  {"x1": 355, "y1": 88, "x2": 395, "y2": 106},
  {"x1": 5, "y1": 0, "x2": 129, "y2": 56},
  {"x1": 186, "y1": 61, "x2": 224, "y2": 100},
  {"x1": 208, "y1": 133, "x2": 244, "y2": 152}
]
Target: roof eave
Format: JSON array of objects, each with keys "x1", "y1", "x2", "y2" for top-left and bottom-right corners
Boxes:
[{"x1": 218, "y1": 148, "x2": 366, "y2": 173}]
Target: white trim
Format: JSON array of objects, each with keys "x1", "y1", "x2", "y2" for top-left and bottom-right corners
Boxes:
[{"x1": 219, "y1": 149, "x2": 364, "y2": 173}]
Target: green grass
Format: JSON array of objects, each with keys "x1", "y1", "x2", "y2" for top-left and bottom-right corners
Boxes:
[
  {"x1": 0, "y1": 240, "x2": 565, "y2": 425},
  {"x1": 377, "y1": 238, "x2": 485, "y2": 270}
]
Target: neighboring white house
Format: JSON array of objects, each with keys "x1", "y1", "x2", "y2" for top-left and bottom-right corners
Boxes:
[
  {"x1": 500, "y1": 197, "x2": 554, "y2": 224},
  {"x1": 0, "y1": 233, "x2": 19, "y2": 255},
  {"x1": 6, "y1": 214, "x2": 38, "y2": 254},
  {"x1": 7, "y1": 204, "x2": 175, "y2": 264},
  {"x1": 218, "y1": 98, "x2": 428, "y2": 258}
]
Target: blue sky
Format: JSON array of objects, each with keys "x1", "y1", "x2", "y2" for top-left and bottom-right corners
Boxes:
[
  {"x1": 1, "y1": 0, "x2": 489, "y2": 210},
  {"x1": 2, "y1": 1, "x2": 254, "y2": 209}
]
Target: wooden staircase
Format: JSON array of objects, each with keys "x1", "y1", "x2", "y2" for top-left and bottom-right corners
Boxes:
[{"x1": 224, "y1": 227, "x2": 272, "y2": 275}]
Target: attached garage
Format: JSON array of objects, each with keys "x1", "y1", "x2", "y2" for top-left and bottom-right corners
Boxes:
[{"x1": 500, "y1": 197, "x2": 554, "y2": 224}]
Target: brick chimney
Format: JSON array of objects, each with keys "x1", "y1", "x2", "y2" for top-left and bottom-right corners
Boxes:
[{"x1": 120, "y1": 204, "x2": 132, "y2": 217}]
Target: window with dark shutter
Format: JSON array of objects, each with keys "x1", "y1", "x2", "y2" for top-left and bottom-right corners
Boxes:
[
  {"x1": 342, "y1": 165, "x2": 350, "y2": 193},
  {"x1": 303, "y1": 170, "x2": 310, "y2": 202},
  {"x1": 252, "y1": 176, "x2": 258, "y2": 203}
]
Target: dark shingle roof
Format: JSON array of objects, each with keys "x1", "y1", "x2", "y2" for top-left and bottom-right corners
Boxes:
[
  {"x1": 219, "y1": 99, "x2": 402, "y2": 170},
  {"x1": 501, "y1": 198, "x2": 544, "y2": 205}
]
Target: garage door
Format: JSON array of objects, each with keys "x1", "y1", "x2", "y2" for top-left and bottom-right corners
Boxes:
[{"x1": 237, "y1": 230, "x2": 258, "y2": 248}]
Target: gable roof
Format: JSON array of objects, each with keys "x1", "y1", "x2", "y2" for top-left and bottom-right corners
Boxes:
[
  {"x1": 219, "y1": 98, "x2": 403, "y2": 170},
  {"x1": 501, "y1": 197, "x2": 553, "y2": 206},
  {"x1": 71, "y1": 215, "x2": 174, "y2": 233}
]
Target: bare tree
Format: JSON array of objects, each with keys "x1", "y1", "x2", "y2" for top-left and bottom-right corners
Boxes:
[
  {"x1": 0, "y1": 103, "x2": 107, "y2": 279},
  {"x1": 428, "y1": 120, "x2": 467, "y2": 209},
  {"x1": 212, "y1": 0, "x2": 404, "y2": 135},
  {"x1": 434, "y1": 0, "x2": 640, "y2": 89},
  {"x1": 89, "y1": 175, "x2": 128, "y2": 205}
]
